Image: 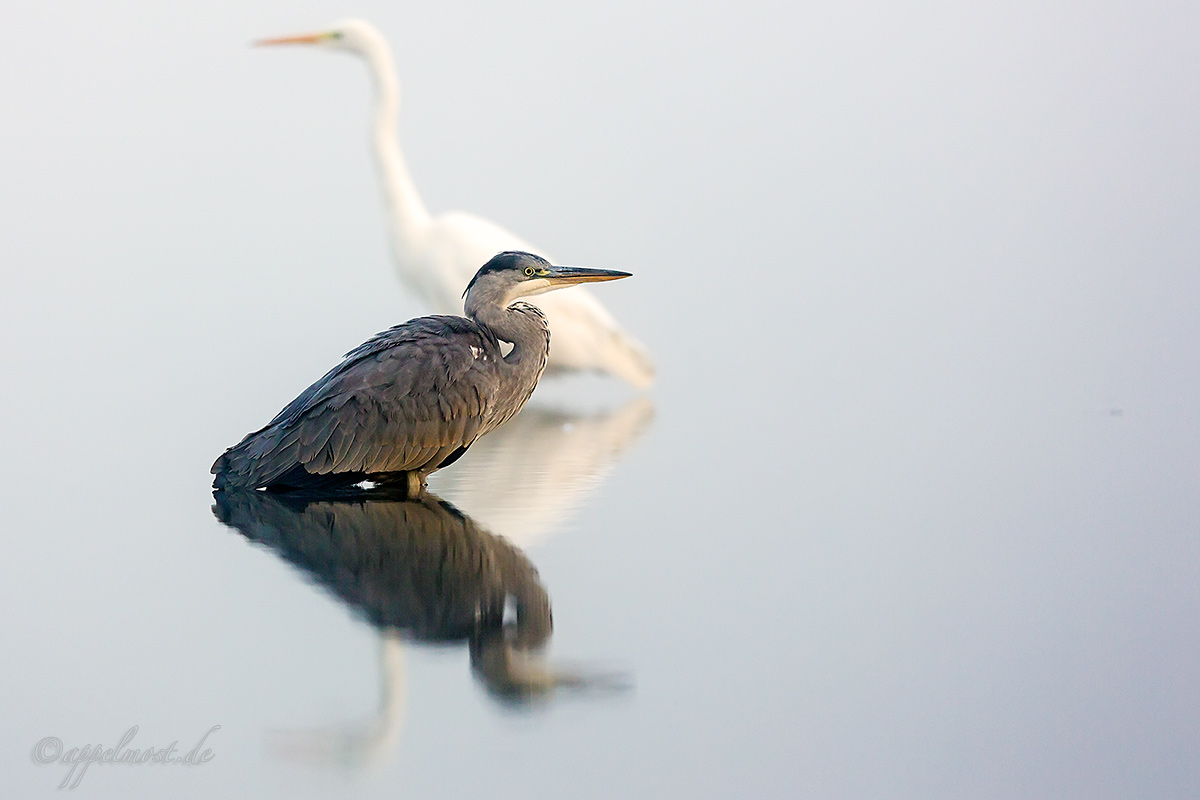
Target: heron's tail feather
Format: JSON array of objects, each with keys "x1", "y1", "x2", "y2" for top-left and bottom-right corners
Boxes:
[
  {"x1": 211, "y1": 430, "x2": 289, "y2": 490},
  {"x1": 212, "y1": 446, "x2": 255, "y2": 490},
  {"x1": 213, "y1": 436, "x2": 366, "y2": 492}
]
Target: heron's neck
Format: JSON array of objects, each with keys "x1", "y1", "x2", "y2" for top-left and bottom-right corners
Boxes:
[
  {"x1": 467, "y1": 299, "x2": 550, "y2": 409},
  {"x1": 365, "y1": 44, "x2": 432, "y2": 245},
  {"x1": 469, "y1": 301, "x2": 549, "y2": 362}
]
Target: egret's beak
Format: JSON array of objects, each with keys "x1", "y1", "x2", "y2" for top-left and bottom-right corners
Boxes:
[
  {"x1": 543, "y1": 266, "x2": 632, "y2": 287},
  {"x1": 254, "y1": 32, "x2": 331, "y2": 47}
]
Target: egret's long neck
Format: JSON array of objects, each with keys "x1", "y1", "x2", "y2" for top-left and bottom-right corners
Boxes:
[{"x1": 364, "y1": 43, "x2": 432, "y2": 246}]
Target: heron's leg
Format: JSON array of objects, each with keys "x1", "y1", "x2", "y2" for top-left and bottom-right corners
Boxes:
[{"x1": 375, "y1": 471, "x2": 426, "y2": 499}]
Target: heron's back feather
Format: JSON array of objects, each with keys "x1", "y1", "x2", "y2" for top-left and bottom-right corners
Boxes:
[{"x1": 212, "y1": 315, "x2": 506, "y2": 489}]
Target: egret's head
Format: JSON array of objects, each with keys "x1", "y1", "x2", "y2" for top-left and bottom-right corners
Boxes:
[
  {"x1": 255, "y1": 18, "x2": 386, "y2": 56},
  {"x1": 464, "y1": 252, "x2": 631, "y2": 310}
]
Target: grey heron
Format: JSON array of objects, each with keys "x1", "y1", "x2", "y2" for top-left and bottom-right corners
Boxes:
[
  {"x1": 211, "y1": 251, "x2": 630, "y2": 493},
  {"x1": 255, "y1": 19, "x2": 656, "y2": 387}
]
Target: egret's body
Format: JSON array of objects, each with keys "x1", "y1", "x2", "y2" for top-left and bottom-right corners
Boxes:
[
  {"x1": 258, "y1": 20, "x2": 654, "y2": 387},
  {"x1": 212, "y1": 252, "x2": 629, "y2": 492}
]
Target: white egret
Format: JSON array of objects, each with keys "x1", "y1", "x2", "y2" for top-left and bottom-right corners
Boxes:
[{"x1": 257, "y1": 19, "x2": 655, "y2": 388}]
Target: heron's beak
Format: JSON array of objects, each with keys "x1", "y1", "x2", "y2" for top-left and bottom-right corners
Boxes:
[
  {"x1": 254, "y1": 32, "x2": 331, "y2": 47},
  {"x1": 543, "y1": 266, "x2": 632, "y2": 287}
]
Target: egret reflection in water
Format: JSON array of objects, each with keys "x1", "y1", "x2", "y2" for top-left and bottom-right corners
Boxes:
[
  {"x1": 212, "y1": 487, "x2": 627, "y2": 768},
  {"x1": 430, "y1": 395, "x2": 654, "y2": 546}
]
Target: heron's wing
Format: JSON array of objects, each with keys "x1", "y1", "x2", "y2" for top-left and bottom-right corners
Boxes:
[{"x1": 216, "y1": 316, "x2": 503, "y2": 487}]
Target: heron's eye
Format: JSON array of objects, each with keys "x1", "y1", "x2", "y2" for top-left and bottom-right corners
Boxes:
[{"x1": 524, "y1": 267, "x2": 535, "y2": 276}]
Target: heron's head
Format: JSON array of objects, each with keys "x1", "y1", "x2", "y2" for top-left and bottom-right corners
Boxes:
[
  {"x1": 255, "y1": 18, "x2": 386, "y2": 56},
  {"x1": 463, "y1": 252, "x2": 631, "y2": 310}
]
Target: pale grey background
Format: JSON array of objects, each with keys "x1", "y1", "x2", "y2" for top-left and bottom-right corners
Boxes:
[{"x1": 2, "y1": 0, "x2": 1198, "y2": 797}]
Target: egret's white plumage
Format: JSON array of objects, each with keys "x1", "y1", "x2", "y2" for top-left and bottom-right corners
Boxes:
[{"x1": 258, "y1": 19, "x2": 655, "y2": 388}]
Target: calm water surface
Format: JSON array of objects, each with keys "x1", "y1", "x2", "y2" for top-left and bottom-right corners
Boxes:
[{"x1": 3, "y1": 2, "x2": 1199, "y2": 797}]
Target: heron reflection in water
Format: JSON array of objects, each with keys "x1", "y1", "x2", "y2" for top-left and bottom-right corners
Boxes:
[{"x1": 213, "y1": 487, "x2": 626, "y2": 767}]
